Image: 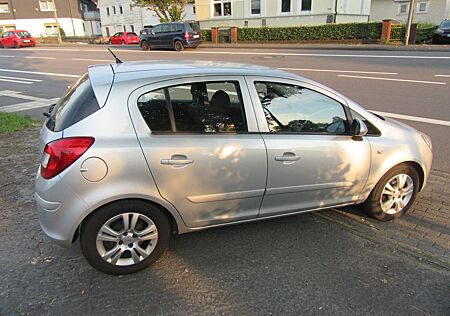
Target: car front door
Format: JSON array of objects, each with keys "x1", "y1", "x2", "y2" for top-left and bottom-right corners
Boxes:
[
  {"x1": 2, "y1": 32, "x2": 11, "y2": 47},
  {"x1": 148, "y1": 25, "x2": 162, "y2": 47},
  {"x1": 111, "y1": 32, "x2": 120, "y2": 44},
  {"x1": 246, "y1": 76, "x2": 371, "y2": 216},
  {"x1": 128, "y1": 76, "x2": 267, "y2": 228}
]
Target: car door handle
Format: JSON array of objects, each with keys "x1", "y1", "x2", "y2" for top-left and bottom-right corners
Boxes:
[
  {"x1": 274, "y1": 153, "x2": 301, "y2": 162},
  {"x1": 161, "y1": 155, "x2": 194, "y2": 166}
]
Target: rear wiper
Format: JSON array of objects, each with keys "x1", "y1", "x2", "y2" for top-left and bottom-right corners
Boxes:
[{"x1": 43, "y1": 103, "x2": 56, "y2": 118}]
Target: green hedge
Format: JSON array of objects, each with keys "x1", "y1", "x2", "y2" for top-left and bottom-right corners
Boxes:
[
  {"x1": 391, "y1": 23, "x2": 437, "y2": 43},
  {"x1": 237, "y1": 22, "x2": 382, "y2": 41},
  {"x1": 202, "y1": 29, "x2": 211, "y2": 41}
]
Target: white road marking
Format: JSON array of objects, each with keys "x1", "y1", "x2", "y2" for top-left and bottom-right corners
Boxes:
[
  {"x1": 434, "y1": 74, "x2": 450, "y2": 78},
  {"x1": 0, "y1": 55, "x2": 14, "y2": 58},
  {"x1": 338, "y1": 74, "x2": 446, "y2": 85},
  {"x1": 371, "y1": 111, "x2": 450, "y2": 127},
  {"x1": 0, "y1": 75, "x2": 42, "y2": 82},
  {"x1": 26, "y1": 56, "x2": 56, "y2": 60},
  {"x1": 0, "y1": 78, "x2": 33, "y2": 84},
  {"x1": 0, "y1": 68, "x2": 80, "y2": 78},
  {"x1": 72, "y1": 58, "x2": 112, "y2": 62},
  {"x1": 0, "y1": 90, "x2": 59, "y2": 112},
  {"x1": 279, "y1": 68, "x2": 398, "y2": 75}
]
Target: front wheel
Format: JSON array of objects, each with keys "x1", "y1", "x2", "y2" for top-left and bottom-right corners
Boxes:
[
  {"x1": 174, "y1": 40, "x2": 184, "y2": 52},
  {"x1": 80, "y1": 200, "x2": 171, "y2": 275},
  {"x1": 362, "y1": 164, "x2": 419, "y2": 221}
]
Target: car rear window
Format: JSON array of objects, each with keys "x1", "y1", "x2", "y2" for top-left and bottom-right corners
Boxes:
[
  {"x1": 188, "y1": 22, "x2": 200, "y2": 32},
  {"x1": 46, "y1": 74, "x2": 100, "y2": 132},
  {"x1": 127, "y1": 32, "x2": 138, "y2": 36},
  {"x1": 17, "y1": 31, "x2": 32, "y2": 38}
]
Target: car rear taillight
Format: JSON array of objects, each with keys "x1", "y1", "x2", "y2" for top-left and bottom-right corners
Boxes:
[
  {"x1": 41, "y1": 137, "x2": 94, "y2": 179},
  {"x1": 184, "y1": 32, "x2": 192, "y2": 40}
]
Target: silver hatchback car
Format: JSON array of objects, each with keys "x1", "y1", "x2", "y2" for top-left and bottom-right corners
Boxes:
[{"x1": 36, "y1": 60, "x2": 432, "y2": 274}]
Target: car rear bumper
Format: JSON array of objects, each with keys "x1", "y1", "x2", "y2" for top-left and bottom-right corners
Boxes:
[
  {"x1": 35, "y1": 169, "x2": 90, "y2": 247},
  {"x1": 184, "y1": 39, "x2": 202, "y2": 47}
]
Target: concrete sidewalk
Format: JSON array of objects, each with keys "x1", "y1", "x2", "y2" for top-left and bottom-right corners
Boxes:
[{"x1": 321, "y1": 169, "x2": 450, "y2": 267}]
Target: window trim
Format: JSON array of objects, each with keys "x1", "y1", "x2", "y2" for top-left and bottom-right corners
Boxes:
[
  {"x1": 398, "y1": 3, "x2": 409, "y2": 15},
  {"x1": 416, "y1": 1, "x2": 428, "y2": 13},
  {"x1": 211, "y1": 0, "x2": 232, "y2": 18},
  {"x1": 250, "y1": 0, "x2": 261, "y2": 16},
  {"x1": 279, "y1": 0, "x2": 292, "y2": 15},
  {"x1": 130, "y1": 76, "x2": 258, "y2": 135},
  {"x1": 245, "y1": 76, "x2": 353, "y2": 135},
  {"x1": 0, "y1": 2, "x2": 10, "y2": 13},
  {"x1": 299, "y1": 0, "x2": 313, "y2": 13},
  {"x1": 39, "y1": 0, "x2": 55, "y2": 12}
]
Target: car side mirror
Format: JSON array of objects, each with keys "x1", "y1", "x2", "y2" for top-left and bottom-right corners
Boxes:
[{"x1": 351, "y1": 118, "x2": 368, "y2": 137}]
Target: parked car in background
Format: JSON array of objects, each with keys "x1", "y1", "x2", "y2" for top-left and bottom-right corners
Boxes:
[
  {"x1": 139, "y1": 21, "x2": 202, "y2": 51},
  {"x1": 0, "y1": 30, "x2": 36, "y2": 48},
  {"x1": 109, "y1": 32, "x2": 140, "y2": 45},
  {"x1": 432, "y1": 19, "x2": 450, "y2": 44},
  {"x1": 140, "y1": 26, "x2": 153, "y2": 35},
  {"x1": 36, "y1": 60, "x2": 432, "y2": 275}
]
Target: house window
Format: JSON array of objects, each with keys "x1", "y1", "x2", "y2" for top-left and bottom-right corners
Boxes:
[
  {"x1": 39, "y1": 0, "x2": 55, "y2": 12},
  {"x1": 417, "y1": 2, "x2": 428, "y2": 13},
  {"x1": 106, "y1": 7, "x2": 110, "y2": 16},
  {"x1": 44, "y1": 24, "x2": 59, "y2": 35},
  {"x1": 0, "y1": 2, "x2": 10, "y2": 13},
  {"x1": 281, "y1": 0, "x2": 291, "y2": 13},
  {"x1": 301, "y1": 0, "x2": 312, "y2": 11},
  {"x1": 251, "y1": 0, "x2": 261, "y2": 15},
  {"x1": 113, "y1": 6, "x2": 116, "y2": 14},
  {"x1": 119, "y1": 5, "x2": 123, "y2": 14},
  {"x1": 398, "y1": 3, "x2": 408, "y2": 14},
  {"x1": 213, "y1": 0, "x2": 231, "y2": 17}
]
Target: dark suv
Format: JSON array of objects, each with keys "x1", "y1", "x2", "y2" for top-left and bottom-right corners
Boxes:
[{"x1": 140, "y1": 21, "x2": 202, "y2": 51}]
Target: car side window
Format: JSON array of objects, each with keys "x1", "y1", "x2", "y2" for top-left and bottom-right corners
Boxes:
[
  {"x1": 169, "y1": 24, "x2": 177, "y2": 32},
  {"x1": 137, "y1": 81, "x2": 248, "y2": 133},
  {"x1": 254, "y1": 81, "x2": 348, "y2": 134},
  {"x1": 152, "y1": 25, "x2": 162, "y2": 33},
  {"x1": 160, "y1": 24, "x2": 170, "y2": 33}
]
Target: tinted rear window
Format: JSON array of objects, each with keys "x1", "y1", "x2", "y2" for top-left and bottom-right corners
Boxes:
[
  {"x1": 46, "y1": 74, "x2": 100, "y2": 132},
  {"x1": 127, "y1": 32, "x2": 138, "y2": 36},
  {"x1": 188, "y1": 22, "x2": 200, "y2": 32},
  {"x1": 17, "y1": 31, "x2": 32, "y2": 38}
]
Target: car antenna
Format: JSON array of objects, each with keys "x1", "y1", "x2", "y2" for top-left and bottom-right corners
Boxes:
[{"x1": 108, "y1": 48, "x2": 123, "y2": 64}]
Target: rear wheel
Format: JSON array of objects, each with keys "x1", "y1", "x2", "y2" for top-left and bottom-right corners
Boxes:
[
  {"x1": 80, "y1": 200, "x2": 171, "y2": 275},
  {"x1": 174, "y1": 40, "x2": 184, "y2": 52},
  {"x1": 362, "y1": 164, "x2": 419, "y2": 221},
  {"x1": 140, "y1": 40, "x2": 150, "y2": 51}
]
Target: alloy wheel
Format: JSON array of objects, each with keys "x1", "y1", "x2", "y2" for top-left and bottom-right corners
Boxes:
[
  {"x1": 96, "y1": 212, "x2": 158, "y2": 266},
  {"x1": 380, "y1": 174, "x2": 414, "y2": 214}
]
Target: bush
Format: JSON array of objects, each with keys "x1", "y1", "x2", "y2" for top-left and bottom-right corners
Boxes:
[
  {"x1": 391, "y1": 23, "x2": 437, "y2": 43},
  {"x1": 237, "y1": 22, "x2": 382, "y2": 42},
  {"x1": 202, "y1": 29, "x2": 211, "y2": 41}
]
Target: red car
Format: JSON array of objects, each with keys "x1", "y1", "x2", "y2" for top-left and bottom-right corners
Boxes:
[
  {"x1": 109, "y1": 32, "x2": 139, "y2": 45},
  {"x1": 0, "y1": 30, "x2": 36, "y2": 48}
]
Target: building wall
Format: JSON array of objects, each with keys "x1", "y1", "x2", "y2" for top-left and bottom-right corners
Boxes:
[
  {"x1": 195, "y1": 0, "x2": 370, "y2": 28},
  {"x1": 98, "y1": 0, "x2": 196, "y2": 36},
  {"x1": 0, "y1": 0, "x2": 83, "y2": 19},
  {"x1": 370, "y1": 0, "x2": 450, "y2": 25},
  {"x1": 0, "y1": 17, "x2": 86, "y2": 36}
]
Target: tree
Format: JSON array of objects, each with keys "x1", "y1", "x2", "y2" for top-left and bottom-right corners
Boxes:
[{"x1": 133, "y1": 0, "x2": 188, "y2": 23}]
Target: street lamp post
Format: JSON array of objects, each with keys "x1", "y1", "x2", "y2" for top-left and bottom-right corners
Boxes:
[
  {"x1": 52, "y1": 0, "x2": 63, "y2": 44},
  {"x1": 404, "y1": 0, "x2": 416, "y2": 46}
]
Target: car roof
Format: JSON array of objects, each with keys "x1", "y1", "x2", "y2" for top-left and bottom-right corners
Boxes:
[{"x1": 108, "y1": 60, "x2": 300, "y2": 79}]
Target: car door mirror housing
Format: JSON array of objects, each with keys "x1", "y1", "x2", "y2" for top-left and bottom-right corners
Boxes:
[{"x1": 352, "y1": 118, "x2": 368, "y2": 137}]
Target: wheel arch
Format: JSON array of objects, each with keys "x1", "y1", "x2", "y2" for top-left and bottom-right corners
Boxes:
[{"x1": 73, "y1": 197, "x2": 182, "y2": 243}]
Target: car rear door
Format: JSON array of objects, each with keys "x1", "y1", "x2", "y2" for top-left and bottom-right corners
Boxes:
[
  {"x1": 128, "y1": 76, "x2": 267, "y2": 228},
  {"x1": 2, "y1": 32, "x2": 12, "y2": 47},
  {"x1": 246, "y1": 76, "x2": 371, "y2": 216}
]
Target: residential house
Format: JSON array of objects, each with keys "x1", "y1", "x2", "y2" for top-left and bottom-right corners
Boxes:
[
  {"x1": 370, "y1": 0, "x2": 450, "y2": 24},
  {"x1": 97, "y1": 0, "x2": 196, "y2": 37},
  {"x1": 0, "y1": 0, "x2": 101, "y2": 36},
  {"x1": 194, "y1": 0, "x2": 371, "y2": 28}
]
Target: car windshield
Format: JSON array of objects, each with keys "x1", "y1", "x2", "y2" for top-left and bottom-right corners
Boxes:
[
  {"x1": 127, "y1": 32, "x2": 138, "y2": 37},
  {"x1": 16, "y1": 31, "x2": 32, "y2": 38},
  {"x1": 188, "y1": 22, "x2": 200, "y2": 32},
  {"x1": 440, "y1": 21, "x2": 450, "y2": 28}
]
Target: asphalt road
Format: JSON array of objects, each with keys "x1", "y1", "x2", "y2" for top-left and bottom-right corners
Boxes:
[{"x1": 0, "y1": 45, "x2": 449, "y2": 315}]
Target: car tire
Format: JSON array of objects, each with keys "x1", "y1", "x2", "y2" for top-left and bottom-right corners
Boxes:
[
  {"x1": 362, "y1": 164, "x2": 419, "y2": 221},
  {"x1": 174, "y1": 40, "x2": 184, "y2": 52},
  {"x1": 80, "y1": 200, "x2": 171, "y2": 275},
  {"x1": 140, "y1": 40, "x2": 150, "y2": 51}
]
